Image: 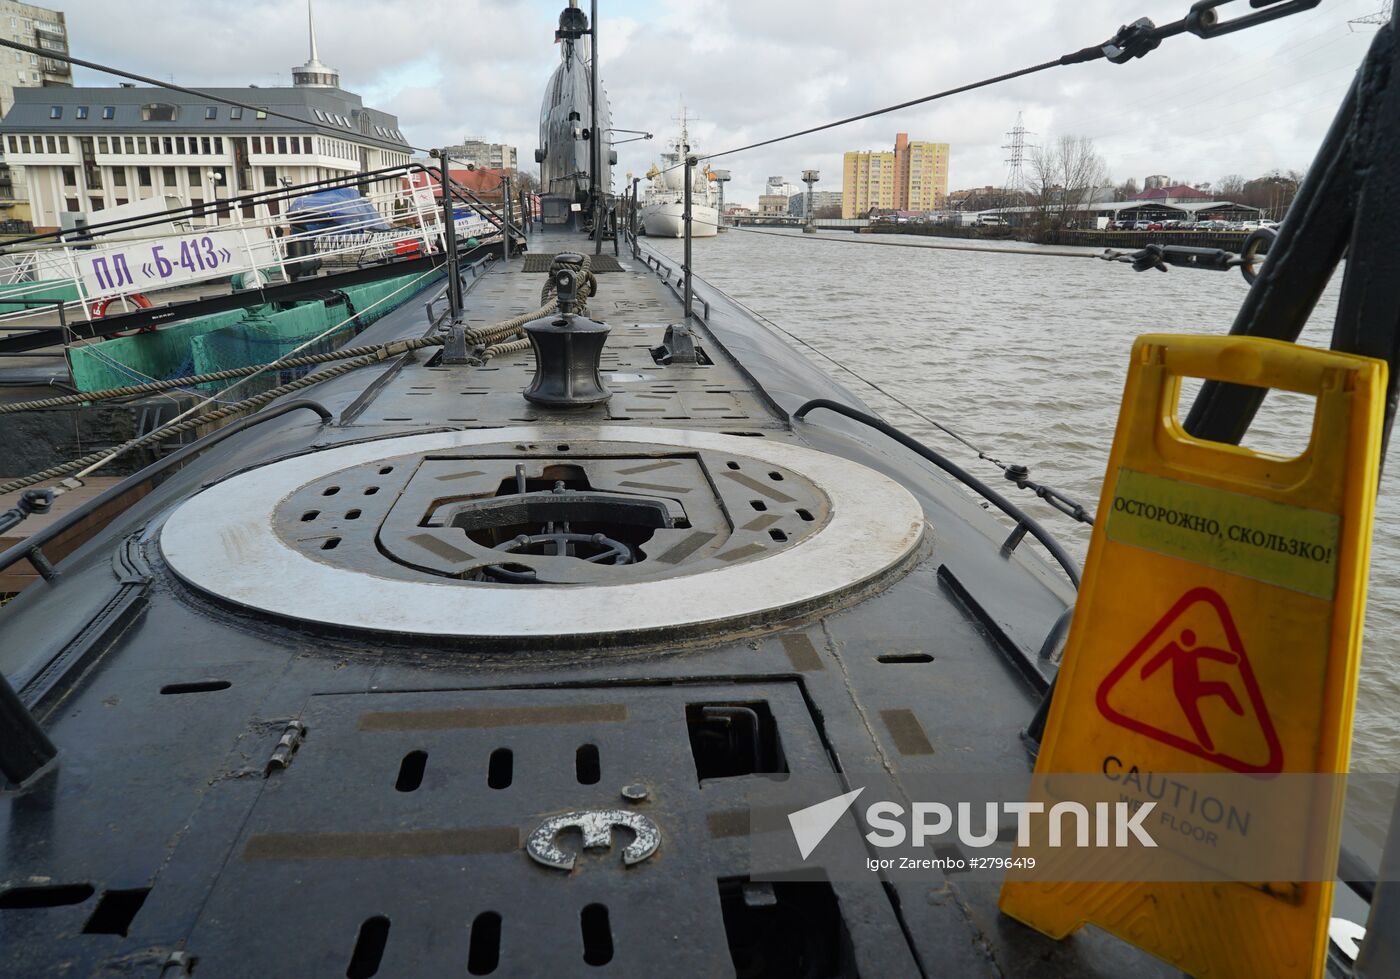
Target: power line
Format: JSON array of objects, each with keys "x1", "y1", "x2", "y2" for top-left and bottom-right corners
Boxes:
[{"x1": 0, "y1": 38, "x2": 427, "y2": 155}]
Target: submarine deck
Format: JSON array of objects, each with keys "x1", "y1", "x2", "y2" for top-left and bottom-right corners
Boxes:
[{"x1": 0, "y1": 227, "x2": 1184, "y2": 978}]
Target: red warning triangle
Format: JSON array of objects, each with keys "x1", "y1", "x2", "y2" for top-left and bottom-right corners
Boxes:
[{"x1": 1095, "y1": 587, "x2": 1283, "y2": 774}]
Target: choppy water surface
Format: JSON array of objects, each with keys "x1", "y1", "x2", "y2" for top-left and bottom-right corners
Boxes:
[{"x1": 650, "y1": 228, "x2": 1400, "y2": 776}]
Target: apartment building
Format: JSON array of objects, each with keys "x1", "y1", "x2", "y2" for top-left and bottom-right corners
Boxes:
[
  {"x1": 842, "y1": 150, "x2": 895, "y2": 217},
  {"x1": 787, "y1": 189, "x2": 842, "y2": 217},
  {"x1": 0, "y1": 1, "x2": 71, "y2": 224},
  {"x1": 445, "y1": 137, "x2": 517, "y2": 171},
  {"x1": 0, "y1": 26, "x2": 410, "y2": 230},
  {"x1": 903, "y1": 138, "x2": 949, "y2": 211},
  {"x1": 843, "y1": 133, "x2": 949, "y2": 217}
]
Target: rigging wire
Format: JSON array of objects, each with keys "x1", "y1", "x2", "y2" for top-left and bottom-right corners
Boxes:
[
  {"x1": 647, "y1": 1, "x2": 1321, "y2": 176},
  {"x1": 698, "y1": 58, "x2": 1066, "y2": 165},
  {"x1": 0, "y1": 38, "x2": 425, "y2": 155}
]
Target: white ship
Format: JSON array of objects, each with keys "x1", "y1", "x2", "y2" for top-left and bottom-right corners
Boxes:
[{"x1": 639, "y1": 113, "x2": 719, "y2": 238}]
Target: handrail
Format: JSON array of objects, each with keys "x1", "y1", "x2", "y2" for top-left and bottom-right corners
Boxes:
[
  {"x1": 0, "y1": 398, "x2": 331, "y2": 582},
  {"x1": 793, "y1": 398, "x2": 1082, "y2": 587}
]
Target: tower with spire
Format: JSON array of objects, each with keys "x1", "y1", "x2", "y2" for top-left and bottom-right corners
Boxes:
[{"x1": 292, "y1": 0, "x2": 340, "y2": 88}]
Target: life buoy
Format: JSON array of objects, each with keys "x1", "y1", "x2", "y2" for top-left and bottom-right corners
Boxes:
[
  {"x1": 90, "y1": 292, "x2": 153, "y2": 319},
  {"x1": 91, "y1": 292, "x2": 156, "y2": 337}
]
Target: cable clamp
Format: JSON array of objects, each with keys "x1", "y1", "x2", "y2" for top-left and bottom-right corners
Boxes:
[{"x1": 1103, "y1": 17, "x2": 1162, "y2": 63}]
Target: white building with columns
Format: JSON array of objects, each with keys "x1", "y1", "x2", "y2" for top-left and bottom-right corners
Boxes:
[{"x1": 0, "y1": 8, "x2": 410, "y2": 231}]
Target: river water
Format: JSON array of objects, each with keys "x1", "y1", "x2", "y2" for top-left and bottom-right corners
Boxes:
[{"x1": 649, "y1": 228, "x2": 1399, "y2": 778}]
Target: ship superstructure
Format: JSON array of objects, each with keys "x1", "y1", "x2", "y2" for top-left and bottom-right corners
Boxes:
[{"x1": 640, "y1": 110, "x2": 720, "y2": 237}]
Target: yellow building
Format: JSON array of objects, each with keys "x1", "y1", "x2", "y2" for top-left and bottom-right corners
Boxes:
[
  {"x1": 842, "y1": 134, "x2": 949, "y2": 217},
  {"x1": 904, "y1": 139, "x2": 950, "y2": 211},
  {"x1": 842, "y1": 150, "x2": 896, "y2": 218}
]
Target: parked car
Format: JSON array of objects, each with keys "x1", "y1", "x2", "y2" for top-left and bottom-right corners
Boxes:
[
  {"x1": 1259, "y1": 219, "x2": 1280, "y2": 229},
  {"x1": 1146, "y1": 222, "x2": 1164, "y2": 231},
  {"x1": 1161, "y1": 219, "x2": 1181, "y2": 229}
]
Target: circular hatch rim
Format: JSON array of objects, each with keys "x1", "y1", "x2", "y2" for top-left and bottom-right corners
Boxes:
[{"x1": 158, "y1": 426, "x2": 925, "y2": 639}]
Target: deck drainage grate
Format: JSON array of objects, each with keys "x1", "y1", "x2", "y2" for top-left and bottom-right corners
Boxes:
[
  {"x1": 395, "y1": 750, "x2": 427, "y2": 792},
  {"x1": 0, "y1": 883, "x2": 94, "y2": 908},
  {"x1": 82, "y1": 888, "x2": 150, "y2": 936},
  {"x1": 160, "y1": 680, "x2": 231, "y2": 695},
  {"x1": 487, "y1": 748, "x2": 513, "y2": 789},
  {"x1": 346, "y1": 915, "x2": 391, "y2": 979},
  {"x1": 468, "y1": 911, "x2": 502, "y2": 975},
  {"x1": 580, "y1": 904, "x2": 614, "y2": 967},
  {"x1": 576, "y1": 744, "x2": 601, "y2": 785}
]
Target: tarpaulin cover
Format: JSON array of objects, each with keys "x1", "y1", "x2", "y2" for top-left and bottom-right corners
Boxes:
[{"x1": 287, "y1": 188, "x2": 391, "y2": 234}]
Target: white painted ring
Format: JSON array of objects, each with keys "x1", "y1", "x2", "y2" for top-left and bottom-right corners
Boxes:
[{"x1": 159, "y1": 426, "x2": 924, "y2": 639}]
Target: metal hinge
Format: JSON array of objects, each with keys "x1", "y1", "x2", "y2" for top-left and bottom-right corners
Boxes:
[{"x1": 263, "y1": 720, "x2": 306, "y2": 776}]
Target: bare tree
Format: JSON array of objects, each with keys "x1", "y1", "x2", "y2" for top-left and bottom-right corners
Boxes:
[
  {"x1": 1116, "y1": 177, "x2": 1139, "y2": 200},
  {"x1": 1029, "y1": 135, "x2": 1108, "y2": 231},
  {"x1": 1216, "y1": 173, "x2": 1246, "y2": 200}
]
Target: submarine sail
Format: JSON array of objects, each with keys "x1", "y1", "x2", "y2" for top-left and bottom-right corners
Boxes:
[{"x1": 536, "y1": 1, "x2": 612, "y2": 226}]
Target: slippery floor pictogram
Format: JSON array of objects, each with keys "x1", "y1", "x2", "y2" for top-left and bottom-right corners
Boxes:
[{"x1": 1095, "y1": 586, "x2": 1284, "y2": 774}]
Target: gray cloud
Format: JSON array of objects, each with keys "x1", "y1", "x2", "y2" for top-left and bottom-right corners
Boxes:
[{"x1": 50, "y1": 0, "x2": 1381, "y2": 203}]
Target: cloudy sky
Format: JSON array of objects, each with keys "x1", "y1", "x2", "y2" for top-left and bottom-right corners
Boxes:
[{"x1": 51, "y1": 0, "x2": 1384, "y2": 203}]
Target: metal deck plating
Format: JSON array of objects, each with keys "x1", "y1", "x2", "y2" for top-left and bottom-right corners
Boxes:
[{"x1": 158, "y1": 426, "x2": 926, "y2": 640}]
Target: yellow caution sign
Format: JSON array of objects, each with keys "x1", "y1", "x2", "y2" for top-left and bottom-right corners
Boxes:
[{"x1": 999, "y1": 335, "x2": 1386, "y2": 978}]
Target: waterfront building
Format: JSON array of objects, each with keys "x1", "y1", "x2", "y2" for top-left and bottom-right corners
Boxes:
[
  {"x1": 756, "y1": 193, "x2": 788, "y2": 216},
  {"x1": 843, "y1": 132, "x2": 948, "y2": 218},
  {"x1": 0, "y1": 7, "x2": 410, "y2": 231},
  {"x1": 0, "y1": 1, "x2": 70, "y2": 225},
  {"x1": 444, "y1": 137, "x2": 517, "y2": 171},
  {"x1": 786, "y1": 189, "x2": 841, "y2": 217},
  {"x1": 1131, "y1": 183, "x2": 1211, "y2": 204}
]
